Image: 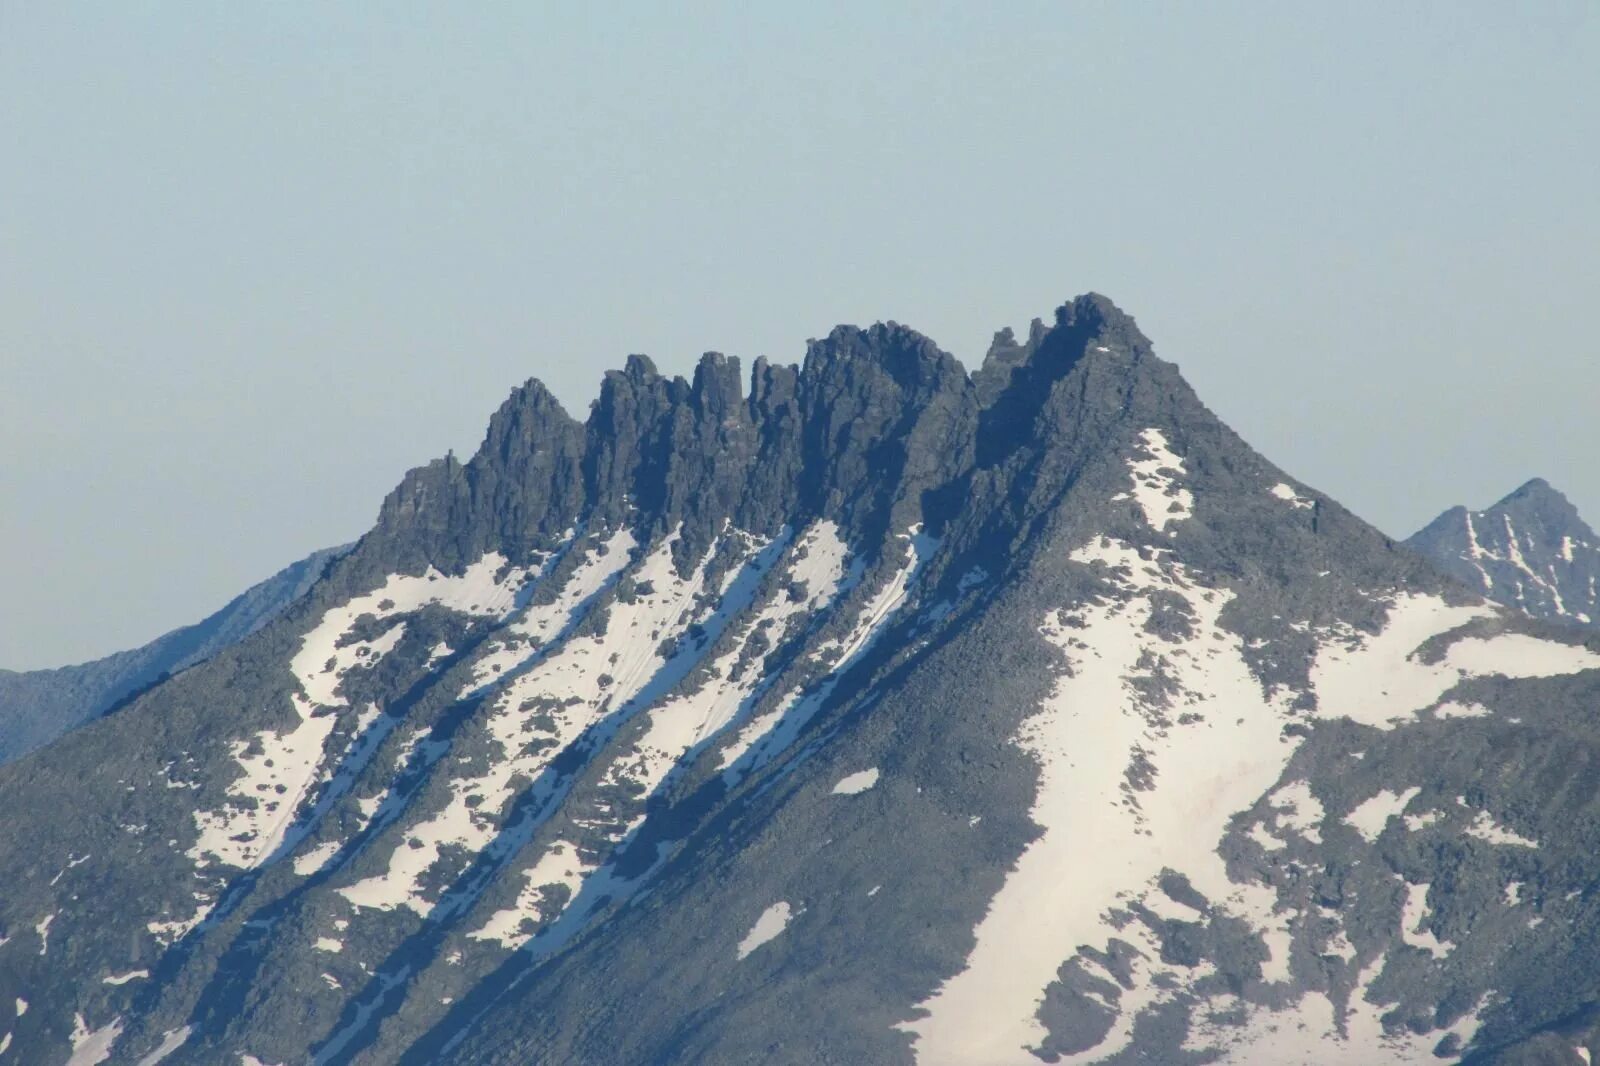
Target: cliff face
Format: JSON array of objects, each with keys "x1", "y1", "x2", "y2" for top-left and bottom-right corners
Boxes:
[{"x1": 3, "y1": 296, "x2": 1599, "y2": 1066}]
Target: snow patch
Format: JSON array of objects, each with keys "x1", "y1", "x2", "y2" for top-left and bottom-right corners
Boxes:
[
  {"x1": 135, "y1": 1027, "x2": 192, "y2": 1066},
  {"x1": 1120, "y1": 428, "x2": 1194, "y2": 533},
  {"x1": 1434, "y1": 699, "x2": 1491, "y2": 719},
  {"x1": 1399, "y1": 880, "x2": 1453, "y2": 959},
  {"x1": 1346, "y1": 787, "x2": 1421, "y2": 843},
  {"x1": 736, "y1": 902, "x2": 794, "y2": 960},
  {"x1": 293, "y1": 840, "x2": 343, "y2": 877},
  {"x1": 723, "y1": 526, "x2": 937, "y2": 773},
  {"x1": 1465, "y1": 809, "x2": 1539, "y2": 848},
  {"x1": 1267, "y1": 780, "x2": 1323, "y2": 844},
  {"x1": 1268, "y1": 482, "x2": 1315, "y2": 509},
  {"x1": 146, "y1": 901, "x2": 215, "y2": 948},
  {"x1": 101, "y1": 970, "x2": 148, "y2": 986},
  {"x1": 468, "y1": 841, "x2": 587, "y2": 949},
  {"x1": 832, "y1": 768, "x2": 880, "y2": 795},
  {"x1": 467, "y1": 525, "x2": 857, "y2": 948},
  {"x1": 67, "y1": 1015, "x2": 123, "y2": 1066},
  {"x1": 1191, "y1": 961, "x2": 1483, "y2": 1061}
]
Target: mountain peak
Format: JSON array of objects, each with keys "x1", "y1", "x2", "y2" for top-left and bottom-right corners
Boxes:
[
  {"x1": 802, "y1": 320, "x2": 964, "y2": 394},
  {"x1": 1492, "y1": 476, "x2": 1584, "y2": 526},
  {"x1": 15, "y1": 296, "x2": 1600, "y2": 1066},
  {"x1": 1407, "y1": 477, "x2": 1599, "y2": 628}
]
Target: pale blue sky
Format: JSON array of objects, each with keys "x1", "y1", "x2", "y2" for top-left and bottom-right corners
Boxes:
[{"x1": 2, "y1": 3, "x2": 1596, "y2": 669}]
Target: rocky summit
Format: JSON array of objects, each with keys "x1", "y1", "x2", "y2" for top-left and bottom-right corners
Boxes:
[
  {"x1": 1408, "y1": 478, "x2": 1600, "y2": 632},
  {"x1": 4, "y1": 295, "x2": 1600, "y2": 1065}
]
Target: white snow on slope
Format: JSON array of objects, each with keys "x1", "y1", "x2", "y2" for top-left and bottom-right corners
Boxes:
[
  {"x1": 905, "y1": 535, "x2": 1600, "y2": 1065},
  {"x1": 470, "y1": 841, "x2": 589, "y2": 946},
  {"x1": 903, "y1": 535, "x2": 1298, "y2": 1063},
  {"x1": 723, "y1": 526, "x2": 937, "y2": 774},
  {"x1": 1464, "y1": 512, "x2": 1493, "y2": 592},
  {"x1": 1310, "y1": 595, "x2": 1600, "y2": 728},
  {"x1": 188, "y1": 553, "x2": 529, "y2": 871},
  {"x1": 469, "y1": 521, "x2": 874, "y2": 948},
  {"x1": 1192, "y1": 962, "x2": 1483, "y2": 1063},
  {"x1": 463, "y1": 524, "x2": 932, "y2": 960},
  {"x1": 352, "y1": 525, "x2": 830, "y2": 940},
  {"x1": 1115, "y1": 428, "x2": 1194, "y2": 533},
  {"x1": 1434, "y1": 699, "x2": 1491, "y2": 719},
  {"x1": 339, "y1": 532, "x2": 636, "y2": 915},
  {"x1": 67, "y1": 1015, "x2": 122, "y2": 1066},
  {"x1": 1455, "y1": 511, "x2": 1596, "y2": 620},
  {"x1": 736, "y1": 901, "x2": 794, "y2": 960}
]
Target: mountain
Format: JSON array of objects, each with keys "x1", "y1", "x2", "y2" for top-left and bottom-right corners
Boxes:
[
  {"x1": 0, "y1": 546, "x2": 350, "y2": 764},
  {"x1": 1407, "y1": 479, "x2": 1600, "y2": 630},
  {"x1": 4, "y1": 295, "x2": 1600, "y2": 1065}
]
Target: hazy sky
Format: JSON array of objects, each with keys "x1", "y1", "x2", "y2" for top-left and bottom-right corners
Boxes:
[{"x1": 3, "y1": 3, "x2": 1597, "y2": 670}]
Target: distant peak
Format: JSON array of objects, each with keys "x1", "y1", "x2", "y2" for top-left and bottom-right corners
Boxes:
[
  {"x1": 972, "y1": 293, "x2": 1157, "y2": 409},
  {"x1": 1054, "y1": 292, "x2": 1150, "y2": 350},
  {"x1": 1490, "y1": 476, "x2": 1573, "y2": 511},
  {"x1": 691, "y1": 351, "x2": 744, "y2": 412},
  {"x1": 620, "y1": 353, "x2": 660, "y2": 380},
  {"x1": 1059, "y1": 291, "x2": 1126, "y2": 324},
  {"x1": 801, "y1": 319, "x2": 962, "y2": 391},
  {"x1": 1499, "y1": 477, "x2": 1557, "y2": 504},
  {"x1": 1486, "y1": 477, "x2": 1585, "y2": 531}
]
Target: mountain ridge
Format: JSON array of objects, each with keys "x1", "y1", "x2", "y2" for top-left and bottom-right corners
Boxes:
[
  {"x1": 0, "y1": 544, "x2": 350, "y2": 764},
  {"x1": 4, "y1": 296, "x2": 1600, "y2": 1065}
]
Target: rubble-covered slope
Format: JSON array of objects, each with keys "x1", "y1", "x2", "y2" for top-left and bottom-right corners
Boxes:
[{"x1": 2, "y1": 297, "x2": 1599, "y2": 1066}]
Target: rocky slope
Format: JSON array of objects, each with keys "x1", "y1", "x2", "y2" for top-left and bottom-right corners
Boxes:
[
  {"x1": 1408, "y1": 479, "x2": 1600, "y2": 631},
  {"x1": 0, "y1": 545, "x2": 348, "y2": 763},
  {"x1": 3, "y1": 297, "x2": 1600, "y2": 1065}
]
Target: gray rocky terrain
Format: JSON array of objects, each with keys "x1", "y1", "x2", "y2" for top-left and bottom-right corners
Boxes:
[{"x1": 2, "y1": 296, "x2": 1599, "y2": 1065}]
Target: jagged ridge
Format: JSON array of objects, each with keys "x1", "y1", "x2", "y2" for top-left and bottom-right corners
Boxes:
[{"x1": 2, "y1": 296, "x2": 1600, "y2": 1066}]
